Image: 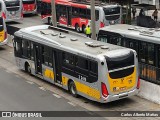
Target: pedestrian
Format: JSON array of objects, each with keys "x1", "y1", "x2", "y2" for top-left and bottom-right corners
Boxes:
[
  {"x1": 139, "y1": 9, "x2": 145, "y2": 17},
  {"x1": 85, "y1": 25, "x2": 91, "y2": 38},
  {"x1": 152, "y1": 9, "x2": 158, "y2": 22},
  {"x1": 132, "y1": 8, "x2": 136, "y2": 19}
]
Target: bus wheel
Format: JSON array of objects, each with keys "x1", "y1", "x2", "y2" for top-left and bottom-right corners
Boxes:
[
  {"x1": 69, "y1": 81, "x2": 78, "y2": 97},
  {"x1": 25, "y1": 63, "x2": 31, "y2": 74},
  {"x1": 75, "y1": 24, "x2": 80, "y2": 33}
]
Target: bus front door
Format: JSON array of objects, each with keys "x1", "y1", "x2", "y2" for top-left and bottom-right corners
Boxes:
[
  {"x1": 67, "y1": 7, "x2": 71, "y2": 26},
  {"x1": 35, "y1": 45, "x2": 42, "y2": 74},
  {"x1": 54, "y1": 51, "x2": 62, "y2": 84}
]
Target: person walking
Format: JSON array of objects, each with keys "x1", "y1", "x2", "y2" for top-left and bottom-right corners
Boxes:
[
  {"x1": 132, "y1": 8, "x2": 136, "y2": 19},
  {"x1": 152, "y1": 9, "x2": 158, "y2": 22},
  {"x1": 85, "y1": 25, "x2": 91, "y2": 38},
  {"x1": 139, "y1": 9, "x2": 145, "y2": 17}
]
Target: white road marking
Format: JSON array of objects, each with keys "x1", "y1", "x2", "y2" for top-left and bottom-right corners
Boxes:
[
  {"x1": 53, "y1": 94, "x2": 61, "y2": 98},
  {"x1": 39, "y1": 87, "x2": 46, "y2": 91},
  {"x1": 26, "y1": 81, "x2": 34, "y2": 85},
  {"x1": 5, "y1": 70, "x2": 11, "y2": 73},
  {"x1": 68, "y1": 102, "x2": 76, "y2": 107}
]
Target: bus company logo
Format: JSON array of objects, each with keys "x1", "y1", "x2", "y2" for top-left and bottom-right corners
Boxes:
[
  {"x1": 2, "y1": 112, "x2": 11, "y2": 117},
  {"x1": 121, "y1": 78, "x2": 124, "y2": 84}
]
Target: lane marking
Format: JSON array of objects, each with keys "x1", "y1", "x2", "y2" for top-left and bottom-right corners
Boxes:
[
  {"x1": 39, "y1": 87, "x2": 46, "y2": 91},
  {"x1": 26, "y1": 81, "x2": 34, "y2": 85},
  {"x1": 52, "y1": 94, "x2": 61, "y2": 98},
  {"x1": 68, "y1": 102, "x2": 76, "y2": 107},
  {"x1": 5, "y1": 70, "x2": 11, "y2": 73}
]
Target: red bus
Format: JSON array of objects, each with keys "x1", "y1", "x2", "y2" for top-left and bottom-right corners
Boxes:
[
  {"x1": 41, "y1": 0, "x2": 123, "y2": 33},
  {"x1": 22, "y1": 0, "x2": 37, "y2": 14}
]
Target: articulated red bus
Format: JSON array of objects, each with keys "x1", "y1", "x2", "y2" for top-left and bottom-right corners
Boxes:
[
  {"x1": 41, "y1": 0, "x2": 124, "y2": 33},
  {"x1": 22, "y1": 0, "x2": 37, "y2": 14}
]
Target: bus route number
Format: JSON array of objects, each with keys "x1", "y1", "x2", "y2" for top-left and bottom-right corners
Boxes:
[{"x1": 78, "y1": 75, "x2": 87, "y2": 82}]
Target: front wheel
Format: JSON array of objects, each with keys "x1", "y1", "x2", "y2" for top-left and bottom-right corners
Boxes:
[
  {"x1": 69, "y1": 81, "x2": 78, "y2": 97},
  {"x1": 25, "y1": 63, "x2": 31, "y2": 74}
]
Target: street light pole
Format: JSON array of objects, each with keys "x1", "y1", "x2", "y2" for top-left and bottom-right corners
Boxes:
[
  {"x1": 91, "y1": 0, "x2": 96, "y2": 40},
  {"x1": 51, "y1": 0, "x2": 57, "y2": 27}
]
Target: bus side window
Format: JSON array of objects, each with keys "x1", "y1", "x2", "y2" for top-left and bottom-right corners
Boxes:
[
  {"x1": 147, "y1": 43, "x2": 155, "y2": 65},
  {"x1": 110, "y1": 36, "x2": 122, "y2": 46},
  {"x1": 72, "y1": 7, "x2": 79, "y2": 17},
  {"x1": 14, "y1": 37, "x2": 22, "y2": 57},
  {"x1": 128, "y1": 39, "x2": 139, "y2": 53},
  {"x1": 31, "y1": 42, "x2": 34, "y2": 61},
  {"x1": 98, "y1": 35, "x2": 108, "y2": 43},
  {"x1": 42, "y1": 46, "x2": 52, "y2": 67},
  {"x1": 62, "y1": 52, "x2": 74, "y2": 66},
  {"x1": 139, "y1": 42, "x2": 147, "y2": 63},
  {"x1": 158, "y1": 47, "x2": 160, "y2": 67},
  {"x1": 76, "y1": 57, "x2": 88, "y2": 70},
  {"x1": 79, "y1": 8, "x2": 86, "y2": 18},
  {"x1": 90, "y1": 61, "x2": 98, "y2": 75},
  {"x1": 22, "y1": 40, "x2": 30, "y2": 59}
]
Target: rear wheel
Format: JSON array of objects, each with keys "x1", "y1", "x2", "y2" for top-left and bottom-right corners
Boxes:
[
  {"x1": 75, "y1": 24, "x2": 80, "y2": 32},
  {"x1": 69, "y1": 81, "x2": 78, "y2": 97},
  {"x1": 25, "y1": 63, "x2": 31, "y2": 74}
]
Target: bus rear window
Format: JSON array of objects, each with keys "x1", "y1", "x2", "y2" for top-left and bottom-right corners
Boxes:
[
  {"x1": 5, "y1": 0, "x2": 20, "y2": 7},
  {"x1": 23, "y1": 0, "x2": 35, "y2": 4},
  {"x1": 103, "y1": 7, "x2": 120, "y2": 15},
  {"x1": 105, "y1": 51, "x2": 134, "y2": 71}
]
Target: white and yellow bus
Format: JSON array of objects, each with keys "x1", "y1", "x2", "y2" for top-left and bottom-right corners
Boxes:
[
  {"x1": 13, "y1": 25, "x2": 139, "y2": 103},
  {"x1": 0, "y1": 17, "x2": 7, "y2": 45}
]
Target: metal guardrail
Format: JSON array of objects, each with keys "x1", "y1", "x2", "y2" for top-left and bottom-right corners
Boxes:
[{"x1": 139, "y1": 63, "x2": 160, "y2": 85}]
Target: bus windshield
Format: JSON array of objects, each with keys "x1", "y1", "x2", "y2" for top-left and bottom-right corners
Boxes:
[
  {"x1": 103, "y1": 7, "x2": 120, "y2": 20},
  {"x1": 4, "y1": 0, "x2": 20, "y2": 7},
  {"x1": 23, "y1": 0, "x2": 35, "y2": 4}
]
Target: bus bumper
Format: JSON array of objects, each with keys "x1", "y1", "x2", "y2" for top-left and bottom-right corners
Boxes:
[
  {"x1": 100, "y1": 88, "x2": 139, "y2": 103},
  {"x1": 0, "y1": 38, "x2": 8, "y2": 46},
  {"x1": 23, "y1": 9, "x2": 37, "y2": 14},
  {"x1": 5, "y1": 17, "x2": 23, "y2": 22}
]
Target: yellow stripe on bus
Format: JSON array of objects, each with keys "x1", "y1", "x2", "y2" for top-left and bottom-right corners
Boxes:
[
  {"x1": 75, "y1": 81, "x2": 100, "y2": 100},
  {"x1": 0, "y1": 30, "x2": 5, "y2": 42},
  {"x1": 44, "y1": 69, "x2": 54, "y2": 80},
  {"x1": 62, "y1": 76, "x2": 100, "y2": 100}
]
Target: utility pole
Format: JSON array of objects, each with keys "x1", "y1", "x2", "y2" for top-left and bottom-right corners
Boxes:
[
  {"x1": 91, "y1": 0, "x2": 96, "y2": 40},
  {"x1": 51, "y1": 0, "x2": 57, "y2": 27}
]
